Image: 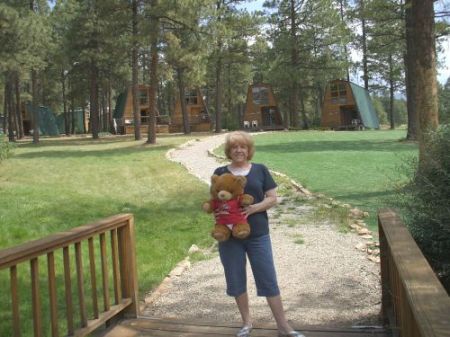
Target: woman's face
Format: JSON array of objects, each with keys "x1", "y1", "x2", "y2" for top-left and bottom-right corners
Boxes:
[{"x1": 229, "y1": 143, "x2": 249, "y2": 164}]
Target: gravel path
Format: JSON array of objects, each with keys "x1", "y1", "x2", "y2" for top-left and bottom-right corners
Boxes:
[{"x1": 142, "y1": 133, "x2": 382, "y2": 328}]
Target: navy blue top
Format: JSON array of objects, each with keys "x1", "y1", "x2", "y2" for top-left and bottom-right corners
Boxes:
[{"x1": 213, "y1": 163, "x2": 277, "y2": 238}]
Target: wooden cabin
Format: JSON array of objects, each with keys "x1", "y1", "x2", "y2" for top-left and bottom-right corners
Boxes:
[
  {"x1": 242, "y1": 83, "x2": 283, "y2": 130},
  {"x1": 21, "y1": 103, "x2": 62, "y2": 136},
  {"x1": 113, "y1": 85, "x2": 169, "y2": 135},
  {"x1": 169, "y1": 88, "x2": 211, "y2": 133},
  {"x1": 321, "y1": 79, "x2": 379, "y2": 130}
]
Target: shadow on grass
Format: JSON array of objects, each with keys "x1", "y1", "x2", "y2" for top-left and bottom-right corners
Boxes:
[
  {"x1": 13, "y1": 143, "x2": 172, "y2": 159},
  {"x1": 256, "y1": 139, "x2": 415, "y2": 153},
  {"x1": 17, "y1": 135, "x2": 135, "y2": 147},
  {"x1": 334, "y1": 189, "x2": 394, "y2": 200}
]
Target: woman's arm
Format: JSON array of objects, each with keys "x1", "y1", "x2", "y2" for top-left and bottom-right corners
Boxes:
[{"x1": 243, "y1": 188, "x2": 278, "y2": 216}]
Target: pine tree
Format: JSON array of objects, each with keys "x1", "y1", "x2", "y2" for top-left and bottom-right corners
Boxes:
[{"x1": 410, "y1": 0, "x2": 439, "y2": 162}]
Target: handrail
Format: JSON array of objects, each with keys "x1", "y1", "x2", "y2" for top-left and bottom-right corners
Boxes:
[
  {"x1": 0, "y1": 213, "x2": 139, "y2": 337},
  {"x1": 378, "y1": 208, "x2": 450, "y2": 337}
]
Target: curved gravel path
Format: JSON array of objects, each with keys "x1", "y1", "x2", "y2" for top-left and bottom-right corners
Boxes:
[{"x1": 142, "y1": 133, "x2": 382, "y2": 328}]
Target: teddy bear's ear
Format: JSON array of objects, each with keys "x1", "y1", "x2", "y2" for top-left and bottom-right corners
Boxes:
[
  {"x1": 235, "y1": 175, "x2": 247, "y2": 187},
  {"x1": 211, "y1": 174, "x2": 220, "y2": 184}
]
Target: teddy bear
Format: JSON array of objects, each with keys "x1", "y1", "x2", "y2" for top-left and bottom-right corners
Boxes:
[{"x1": 202, "y1": 173, "x2": 254, "y2": 242}]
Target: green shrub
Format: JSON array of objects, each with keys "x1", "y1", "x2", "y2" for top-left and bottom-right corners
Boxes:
[
  {"x1": 399, "y1": 125, "x2": 450, "y2": 293},
  {"x1": 0, "y1": 136, "x2": 14, "y2": 162}
]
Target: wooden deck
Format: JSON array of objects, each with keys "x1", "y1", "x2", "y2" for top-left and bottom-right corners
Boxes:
[{"x1": 98, "y1": 316, "x2": 391, "y2": 337}]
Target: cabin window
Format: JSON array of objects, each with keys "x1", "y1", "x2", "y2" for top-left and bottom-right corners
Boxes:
[
  {"x1": 330, "y1": 83, "x2": 347, "y2": 104},
  {"x1": 139, "y1": 90, "x2": 148, "y2": 105},
  {"x1": 252, "y1": 87, "x2": 269, "y2": 105},
  {"x1": 185, "y1": 90, "x2": 198, "y2": 105},
  {"x1": 141, "y1": 110, "x2": 149, "y2": 123}
]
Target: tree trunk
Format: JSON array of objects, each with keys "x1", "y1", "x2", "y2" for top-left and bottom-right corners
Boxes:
[
  {"x1": 411, "y1": 0, "x2": 439, "y2": 162},
  {"x1": 404, "y1": 0, "x2": 417, "y2": 140},
  {"x1": 6, "y1": 77, "x2": 15, "y2": 142},
  {"x1": 177, "y1": 68, "x2": 190, "y2": 134},
  {"x1": 132, "y1": 0, "x2": 141, "y2": 140},
  {"x1": 360, "y1": 0, "x2": 369, "y2": 90},
  {"x1": 388, "y1": 54, "x2": 395, "y2": 130},
  {"x1": 62, "y1": 69, "x2": 69, "y2": 135},
  {"x1": 289, "y1": 0, "x2": 299, "y2": 128},
  {"x1": 108, "y1": 80, "x2": 114, "y2": 133},
  {"x1": 215, "y1": 51, "x2": 223, "y2": 133},
  {"x1": 147, "y1": 25, "x2": 158, "y2": 144},
  {"x1": 2, "y1": 84, "x2": 7, "y2": 134},
  {"x1": 11, "y1": 79, "x2": 19, "y2": 138},
  {"x1": 31, "y1": 69, "x2": 39, "y2": 143},
  {"x1": 214, "y1": 1, "x2": 223, "y2": 133},
  {"x1": 101, "y1": 90, "x2": 107, "y2": 132},
  {"x1": 90, "y1": 60, "x2": 99, "y2": 139},
  {"x1": 339, "y1": 0, "x2": 350, "y2": 82},
  {"x1": 30, "y1": 0, "x2": 39, "y2": 143},
  {"x1": 315, "y1": 82, "x2": 323, "y2": 125},
  {"x1": 14, "y1": 72, "x2": 24, "y2": 138},
  {"x1": 70, "y1": 79, "x2": 76, "y2": 134},
  {"x1": 299, "y1": 90, "x2": 309, "y2": 129}
]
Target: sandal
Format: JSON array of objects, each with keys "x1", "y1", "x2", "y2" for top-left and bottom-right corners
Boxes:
[
  {"x1": 236, "y1": 325, "x2": 252, "y2": 337},
  {"x1": 278, "y1": 331, "x2": 306, "y2": 337}
]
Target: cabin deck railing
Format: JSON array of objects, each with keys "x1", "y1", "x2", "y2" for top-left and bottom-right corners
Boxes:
[
  {"x1": 0, "y1": 213, "x2": 138, "y2": 337},
  {"x1": 378, "y1": 209, "x2": 450, "y2": 337}
]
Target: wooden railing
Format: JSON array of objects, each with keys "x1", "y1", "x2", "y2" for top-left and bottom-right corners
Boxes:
[
  {"x1": 378, "y1": 209, "x2": 450, "y2": 337},
  {"x1": 0, "y1": 214, "x2": 138, "y2": 337}
]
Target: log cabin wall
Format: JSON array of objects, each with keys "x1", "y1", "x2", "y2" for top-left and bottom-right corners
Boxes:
[
  {"x1": 243, "y1": 83, "x2": 283, "y2": 130},
  {"x1": 169, "y1": 89, "x2": 211, "y2": 133},
  {"x1": 321, "y1": 80, "x2": 358, "y2": 129},
  {"x1": 118, "y1": 85, "x2": 169, "y2": 135}
]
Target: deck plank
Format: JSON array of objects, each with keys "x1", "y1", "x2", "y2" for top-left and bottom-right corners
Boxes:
[{"x1": 97, "y1": 317, "x2": 391, "y2": 337}]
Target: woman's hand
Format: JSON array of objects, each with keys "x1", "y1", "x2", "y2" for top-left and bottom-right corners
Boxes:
[{"x1": 242, "y1": 188, "x2": 278, "y2": 217}]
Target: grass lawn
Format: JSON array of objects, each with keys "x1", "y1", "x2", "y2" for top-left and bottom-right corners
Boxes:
[
  {"x1": 249, "y1": 130, "x2": 417, "y2": 230},
  {"x1": 0, "y1": 134, "x2": 214, "y2": 336}
]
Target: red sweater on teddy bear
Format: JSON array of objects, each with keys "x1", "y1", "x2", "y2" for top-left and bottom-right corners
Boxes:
[{"x1": 212, "y1": 197, "x2": 246, "y2": 226}]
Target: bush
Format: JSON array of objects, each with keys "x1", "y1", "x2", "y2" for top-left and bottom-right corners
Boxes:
[
  {"x1": 0, "y1": 136, "x2": 14, "y2": 163},
  {"x1": 399, "y1": 125, "x2": 450, "y2": 293}
]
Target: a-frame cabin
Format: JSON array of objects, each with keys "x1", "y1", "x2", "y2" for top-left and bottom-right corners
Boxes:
[
  {"x1": 169, "y1": 88, "x2": 211, "y2": 133},
  {"x1": 321, "y1": 79, "x2": 380, "y2": 130},
  {"x1": 242, "y1": 83, "x2": 283, "y2": 131},
  {"x1": 113, "y1": 85, "x2": 169, "y2": 135}
]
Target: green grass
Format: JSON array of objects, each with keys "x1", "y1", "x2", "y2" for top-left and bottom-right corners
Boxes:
[
  {"x1": 251, "y1": 130, "x2": 418, "y2": 230},
  {"x1": 0, "y1": 134, "x2": 214, "y2": 336},
  {"x1": 0, "y1": 129, "x2": 418, "y2": 336}
]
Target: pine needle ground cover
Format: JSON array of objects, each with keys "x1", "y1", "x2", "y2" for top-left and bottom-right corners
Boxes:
[
  {"x1": 252, "y1": 130, "x2": 418, "y2": 231},
  {"x1": 0, "y1": 135, "x2": 213, "y2": 336}
]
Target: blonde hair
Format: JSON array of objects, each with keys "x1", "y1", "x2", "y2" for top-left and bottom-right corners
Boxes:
[{"x1": 224, "y1": 131, "x2": 255, "y2": 160}]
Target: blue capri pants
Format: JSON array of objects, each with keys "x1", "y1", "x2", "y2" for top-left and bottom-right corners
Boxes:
[{"x1": 218, "y1": 234, "x2": 280, "y2": 297}]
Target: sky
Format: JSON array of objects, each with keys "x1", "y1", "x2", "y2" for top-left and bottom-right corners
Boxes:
[{"x1": 239, "y1": 0, "x2": 450, "y2": 86}]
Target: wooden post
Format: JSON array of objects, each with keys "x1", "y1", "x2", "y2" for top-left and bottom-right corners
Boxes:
[
  {"x1": 10, "y1": 265, "x2": 21, "y2": 337},
  {"x1": 30, "y1": 258, "x2": 42, "y2": 337},
  {"x1": 63, "y1": 246, "x2": 74, "y2": 335},
  {"x1": 378, "y1": 218, "x2": 392, "y2": 328},
  {"x1": 118, "y1": 217, "x2": 139, "y2": 317},
  {"x1": 47, "y1": 252, "x2": 59, "y2": 337}
]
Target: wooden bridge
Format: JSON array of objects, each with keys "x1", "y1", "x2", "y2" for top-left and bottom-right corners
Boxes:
[{"x1": 0, "y1": 210, "x2": 449, "y2": 337}]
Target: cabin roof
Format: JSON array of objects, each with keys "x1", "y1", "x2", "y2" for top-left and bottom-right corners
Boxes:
[
  {"x1": 348, "y1": 82, "x2": 380, "y2": 129},
  {"x1": 113, "y1": 92, "x2": 127, "y2": 119}
]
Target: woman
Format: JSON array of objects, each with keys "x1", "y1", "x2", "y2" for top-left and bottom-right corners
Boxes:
[{"x1": 213, "y1": 131, "x2": 304, "y2": 337}]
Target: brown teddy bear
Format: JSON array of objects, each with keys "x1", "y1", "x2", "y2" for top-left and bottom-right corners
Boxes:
[{"x1": 202, "y1": 173, "x2": 254, "y2": 241}]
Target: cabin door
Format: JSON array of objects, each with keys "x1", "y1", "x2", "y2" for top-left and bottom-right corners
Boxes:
[
  {"x1": 340, "y1": 107, "x2": 358, "y2": 126},
  {"x1": 261, "y1": 106, "x2": 279, "y2": 126}
]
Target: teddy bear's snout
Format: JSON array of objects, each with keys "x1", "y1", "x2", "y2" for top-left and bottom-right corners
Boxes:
[{"x1": 218, "y1": 190, "x2": 232, "y2": 200}]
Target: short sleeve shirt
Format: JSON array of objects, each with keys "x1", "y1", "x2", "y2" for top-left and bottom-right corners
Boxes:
[{"x1": 213, "y1": 163, "x2": 277, "y2": 238}]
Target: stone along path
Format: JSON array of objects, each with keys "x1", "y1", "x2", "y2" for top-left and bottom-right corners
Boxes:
[{"x1": 142, "y1": 133, "x2": 382, "y2": 328}]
